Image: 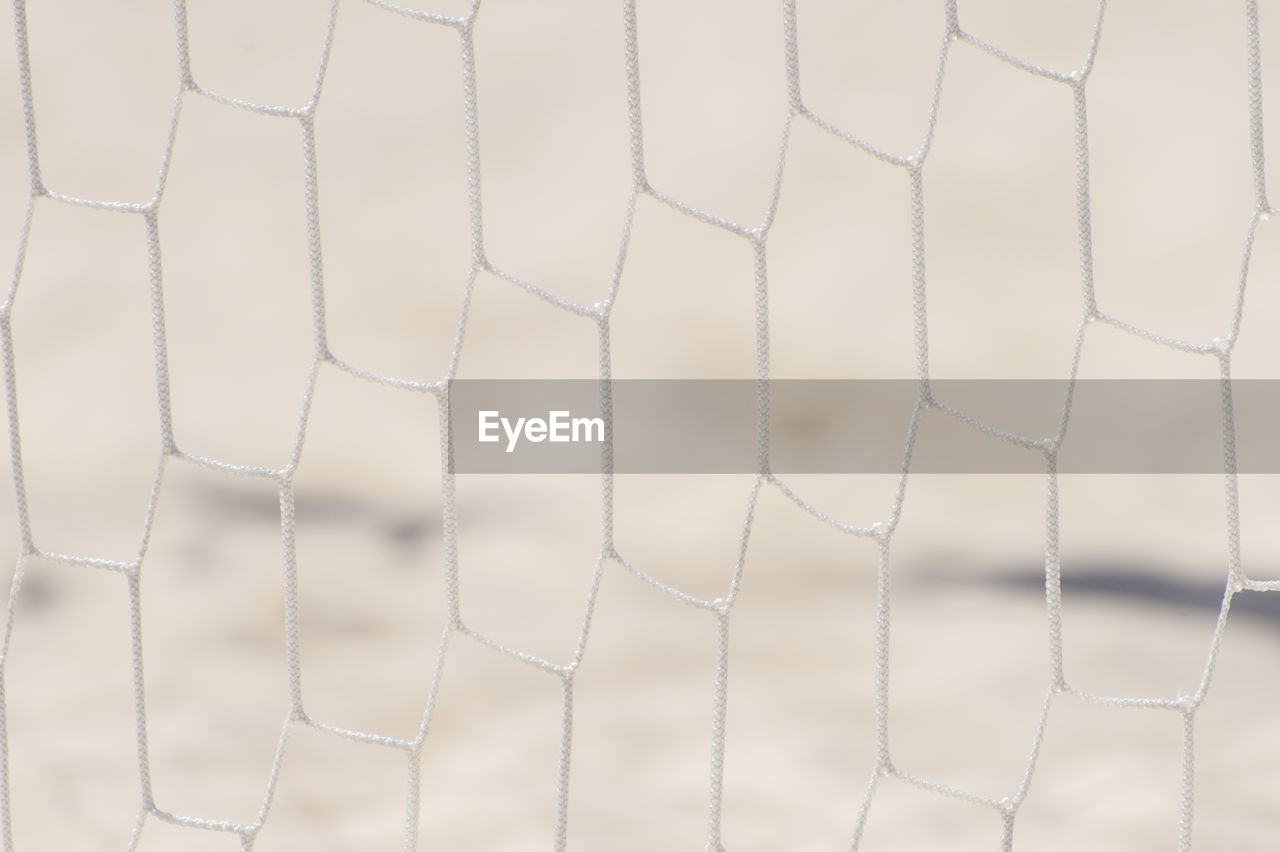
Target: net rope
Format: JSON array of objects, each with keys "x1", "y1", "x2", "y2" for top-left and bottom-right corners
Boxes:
[{"x1": 1, "y1": 0, "x2": 1274, "y2": 849}]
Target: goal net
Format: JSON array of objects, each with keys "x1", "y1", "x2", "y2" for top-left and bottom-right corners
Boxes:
[{"x1": 2, "y1": 0, "x2": 1279, "y2": 849}]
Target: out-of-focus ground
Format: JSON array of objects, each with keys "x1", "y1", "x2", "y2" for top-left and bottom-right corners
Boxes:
[{"x1": 2, "y1": 1, "x2": 1279, "y2": 849}]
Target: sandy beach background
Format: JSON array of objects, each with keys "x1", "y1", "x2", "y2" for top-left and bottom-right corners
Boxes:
[{"x1": 2, "y1": 0, "x2": 1279, "y2": 849}]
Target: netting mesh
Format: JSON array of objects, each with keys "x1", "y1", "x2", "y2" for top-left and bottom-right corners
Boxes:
[{"x1": 3, "y1": 0, "x2": 1278, "y2": 849}]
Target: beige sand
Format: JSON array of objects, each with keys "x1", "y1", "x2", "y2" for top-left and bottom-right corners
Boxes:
[{"x1": 2, "y1": 0, "x2": 1278, "y2": 849}]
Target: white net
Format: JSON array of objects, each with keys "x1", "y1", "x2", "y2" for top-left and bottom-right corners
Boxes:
[{"x1": 3, "y1": 0, "x2": 1279, "y2": 849}]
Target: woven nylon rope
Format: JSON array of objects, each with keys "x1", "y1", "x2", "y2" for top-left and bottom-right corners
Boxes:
[{"x1": 1, "y1": 0, "x2": 1276, "y2": 849}]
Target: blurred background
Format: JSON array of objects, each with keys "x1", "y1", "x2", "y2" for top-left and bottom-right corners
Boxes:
[{"x1": 1, "y1": 0, "x2": 1279, "y2": 849}]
